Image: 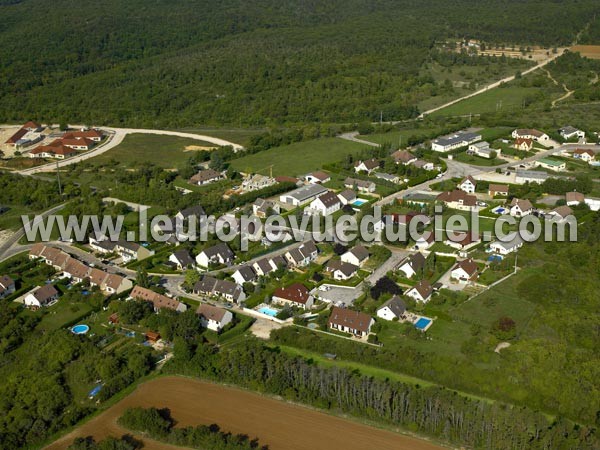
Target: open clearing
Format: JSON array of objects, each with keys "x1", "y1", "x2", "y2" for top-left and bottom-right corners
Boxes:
[
  {"x1": 88, "y1": 134, "x2": 218, "y2": 170},
  {"x1": 46, "y1": 376, "x2": 444, "y2": 450},
  {"x1": 229, "y1": 137, "x2": 365, "y2": 177},
  {"x1": 430, "y1": 86, "x2": 545, "y2": 117},
  {"x1": 571, "y1": 45, "x2": 600, "y2": 60}
]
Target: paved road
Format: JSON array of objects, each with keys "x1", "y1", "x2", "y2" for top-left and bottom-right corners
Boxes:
[
  {"x1": 17, "y1": 127, "x2": 244, "y2": 175},
  {"x1": 0, "y1": 204, "x2": 67, "y2": 262},
  {"x1": 338, "y1": 132, "x2": 380, "y2": 147}
]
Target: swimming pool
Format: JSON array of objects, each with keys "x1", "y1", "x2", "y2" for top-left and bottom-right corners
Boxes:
[
  {"x1": 71, "y1": 324, "x2": 90, "y2": 335},
  {"x1": 258, "y1": 306, "x2": 279, "y2": 317},
  {"x1": 352, "y1": 199, "x2": 368, "y2": 207},
  {"x1": 414, "y1": 318, "x2": 432, "y2": 331},
  {"x1": 492, "y1": 206, "x2": 507, "y2": 215},
  {"x1": 488, "y1": 254, "x2": 504, "y2": 262}
]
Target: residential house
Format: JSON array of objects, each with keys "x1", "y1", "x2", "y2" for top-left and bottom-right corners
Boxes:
[
  {"x1": 405, "y1": 280, "x2": 433, "y2": 303},
  {"x1": 272, "y1": 283, "x2": 314, "y2": 310},
  {"x1": 242, "y1": 174, "x2": 276, "y2": 191},
  {"x1": 337, "y1": 189, "x2": 357, "y2": 205},
  {"x1": 412, "y1": 160, "x2": 435, "y2": 171},
  {"x1": 511, "y1": 129, "x2": 549, "y2": 142},
  {"x1": 490, "y1": 234, "x2": 524, "y2": 255},
  {"x1": 325, "y1": 260, "x2": 359, "y2": 281},
  {"x1": 189, "y1": 169, "x2": 223, "y2": 185},
  {"x1": 488, "y1": 184, "x2": 509, "y2": 197},
  {"x1": 169, "y1": 249, "x2": 195, "y2": 270},
  {"x1": 431, "y1": 131, "x2": 481, "y2": 152},
  {"x1": 414, "y1": 232, "x2": 435, "y2": 250},
  {"x1": 376, "y1": 296, "x2": 407, "y2": 321},
  {"x1": 279, "y1": 184, "x2": 328, "y2": 206},
  {"x1": 450, "y1": 258, "x2": 479, "y2": 283},
  {"x1": 572, "y1": 149, "x2": 595, "y2": 163},
  {"x1": 341, "y1": 245, "x2": 369, "y2": 267},
  {"x1": 509, "y1": 198, "x2": 533, "y2": 217},
  {"x1": 129, "y1": 286, "x2": 187, "y2": 313},
  {"x1": 344, "y1": 177, "x2": 376, "y2": 193},
  {"x1": 566, "y1": 191, "x2": 585, "y2": 206},
  {"x1": 444, "y1": 232, "x2": 480, "y2": 251},
  {"x1": 397, "y1": 253, "x2": 426, "y2": 279},
  {"x1": 196, "y1": 243, "x2": 234, "y2": 268},
  {"x1": 193, "y1": 276, "x2": 246, "y2": 303},
  {"x1": 114, "y1": 241, "x2": 154, "y2": 262},
  {"x1": 515, "y1": 170, "x2": 548, "y2": 184},
  {"x1": 513, "y1": 138, "x2": 533, "y2": 151},
  {"x1": 328, "y1": 307, "x2": 374, "y2": 337},
  {"x1": 536, "y1": 158, "x2": 566, "y2": 172},
  {"x1": 436, "y1": 190, "x2": 478, "y2": 211},
  {"x1": 252, "y1": 198, "x2": 280, "y2": 218},
  {"x1": 306, "y1": 191, "x2": 342, "y2": 216},
  {"x1": 559, "y1": 126, "x2": 585, "y2": 141},
  {"x1": 197, "y1": 304, "x2": 233, "y2": 332},
  {"x1": 546, "y1": 205, "x2": 574, "y2": 223},
  {"x1": 304, "y1": 171, "x2": 331, "y2": 184},
  {"x1": 0, "y1": 275, "x2": 15, "y2": 299},
  {"x1": 284, "y1": 241, "x2": 318, "y2": 267},
  {"x1": 231, "y1": 265, "x2": 257, "y2": 285},
  {"x1": 24, "y1": 284, "x2": 59, "y2": 308},
  {"x1": 64, "y1": 259, "x2": 90, "y2": 283},
  {"x1": 353, "y1": 158, "x2": 380, "y2": 174},
  {"x1": 100, "y1": 273, "x2": 132, "y2": 295},
  {"x1": 252, "y1": 257, "x2": 284, "y2": 277},
  {"x1": 458, "y1": 176, "x2": 477, "y2": 193},
  {"x1": 391, "y1": 150, "x2": 417, "y2": 165}
]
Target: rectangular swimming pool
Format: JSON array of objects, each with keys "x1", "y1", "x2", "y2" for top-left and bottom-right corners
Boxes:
[
  {"x1": 414, "y1": 317, "x2": 432, "y2": 330},
  {"x1": 257, "y1": 306, "x2": 279, "y2": 317},
  {"x1": 352, "y1": 199, "x2": 368, "y2": 207}
]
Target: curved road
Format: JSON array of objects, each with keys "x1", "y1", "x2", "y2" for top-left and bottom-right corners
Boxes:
[{"x1": 18, "y1": 127, "x2": 244, "y2": 175}]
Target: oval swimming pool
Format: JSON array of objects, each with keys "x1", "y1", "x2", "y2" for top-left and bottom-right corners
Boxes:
[{"x1": 72, "y1": 324, "x2": 90, "y2": 335}]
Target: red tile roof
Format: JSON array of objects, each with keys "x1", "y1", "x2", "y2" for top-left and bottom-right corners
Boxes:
[{"x1": 273, "y1": 283, "x2": 311, "y2": 305}]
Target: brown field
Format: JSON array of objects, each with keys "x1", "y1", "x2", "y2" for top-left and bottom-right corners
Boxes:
[
  {"x1": 571, "y1": 45, "x2": 600, "y2": 59},
  {"x1": 46, "y1": 376, "x2": 446, "y2": 450}
]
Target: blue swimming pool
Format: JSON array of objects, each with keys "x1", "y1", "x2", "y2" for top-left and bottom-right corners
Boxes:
[
  {"x1": 88, "y1": 384, "x2": 102, "y2": 398},
  {"x1": 352, "y1": 199, "x2": 368, "y2": 206},
  {"x1": 488, "y1": 254, "x2": 504, "y2": 262},
  {"x1": 352, "y1": 199, "x2": 368, "y2": 207},
  {"x1": 71, "y1": 324, "x2": 90, "y2": 335},
  {"x1": 414, "y1": 318, "x2": 432, "y2": 331},
  {"x1": 258, "y1": 306, "x2": 279, "y2": 317}
]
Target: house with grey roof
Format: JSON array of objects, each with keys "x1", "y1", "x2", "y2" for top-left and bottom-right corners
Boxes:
[
  {"x1": 196, "y1": 243, "x2": 235, "y2": 268},
  {"x1": 376, "y1": 296, "x2": 407, "y2": 321},
  {"x1": 279, "y1": 184, "x2": 328, "y2": 206}
]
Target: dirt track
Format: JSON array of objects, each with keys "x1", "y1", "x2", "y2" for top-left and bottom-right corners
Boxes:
[{"x1": 46, "y1": 376, "x2": 445, "y2": 450}]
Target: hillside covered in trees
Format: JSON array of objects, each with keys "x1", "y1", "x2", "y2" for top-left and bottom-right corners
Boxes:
[{"x1": 0, "y1": 0, "x2": 598, "y2": 126}]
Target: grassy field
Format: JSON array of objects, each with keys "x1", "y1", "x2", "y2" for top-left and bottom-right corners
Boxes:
[
  {"x1": 89, "y1": 134, "x2": 218, "y2": 170},
  {"x1": 229, "y1": 137, "x2": 366, "y2": 176},
  {"x1": 430, "y1": 86, "x2": 547, "y2": 117}
]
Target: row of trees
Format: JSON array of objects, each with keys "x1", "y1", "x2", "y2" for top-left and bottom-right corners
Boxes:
[
  {"x1": 166, "y1": 340, "x2": 599, "y2": 449},
  {"x1": 117, "y1": 407, "x2": 267, "y2": 450}
]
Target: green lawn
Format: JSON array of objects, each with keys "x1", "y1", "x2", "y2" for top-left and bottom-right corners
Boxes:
[
  {"x1": 453, "y1": 152, "x2": 504, "y2": 166},
  {"x1": 90, "y1": 133, "x2": 219, "y2": 170},
  {"x1": 430, "y1": 86, "x2": 549, "y2": 117},
  {"x1": 229, "y1": 137, "x2": 365, "y2": 177}
]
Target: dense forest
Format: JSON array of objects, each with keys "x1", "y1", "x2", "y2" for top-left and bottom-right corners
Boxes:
[
  {"x1": 166, "y1": 340, "x2": 599, "y2": 449},
  {"x1": 0, "y1": 0, "x2": 598, "y2": 126}
]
